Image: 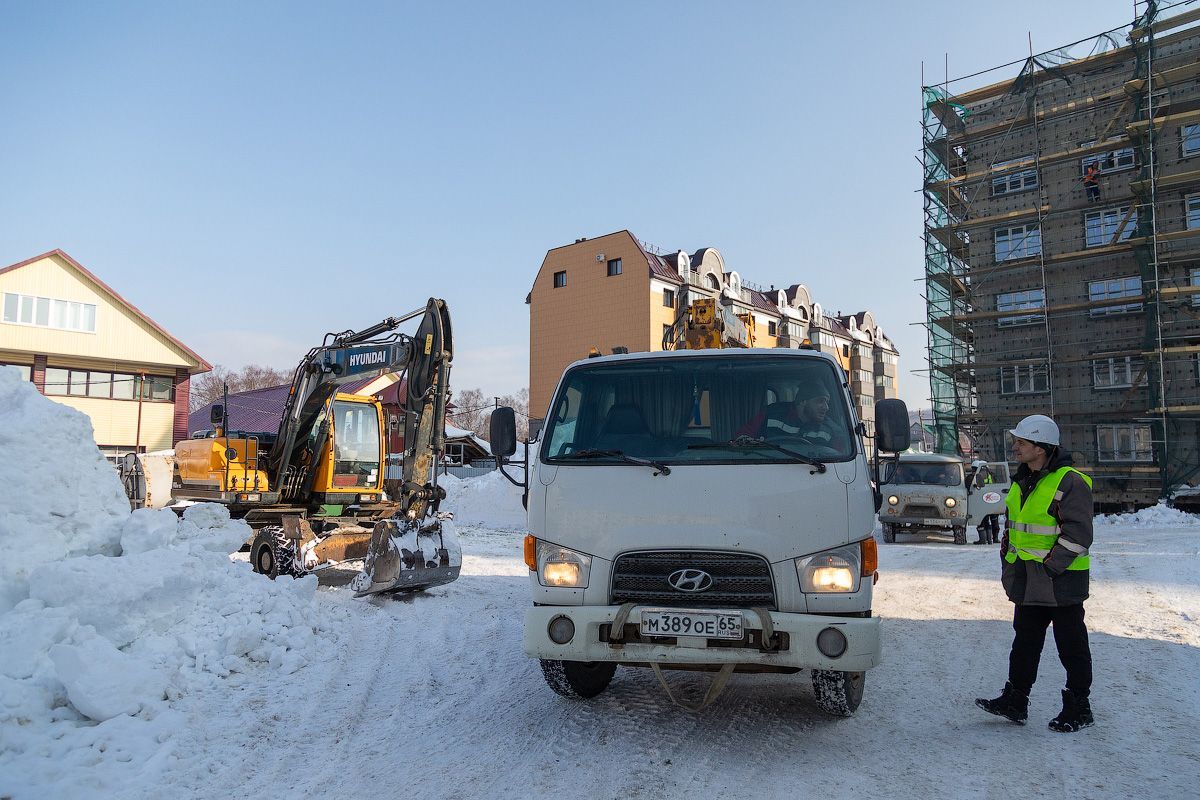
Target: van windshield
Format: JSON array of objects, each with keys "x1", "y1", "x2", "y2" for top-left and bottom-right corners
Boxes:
[
  {"x1": 541, "y1": 355, "x2": 855, "y2": 465},
  {"x1": 893, "y1": 462, "x2": 962, "y2": 487}
]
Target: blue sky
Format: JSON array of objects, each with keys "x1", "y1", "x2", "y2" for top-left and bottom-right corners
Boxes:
[{"x1": 0, "y1": 0, "x2": 1143, "y2": 411}]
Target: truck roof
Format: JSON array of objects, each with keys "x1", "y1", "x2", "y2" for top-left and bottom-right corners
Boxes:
[{"x1": 563, "y1": 347, "x2": 841, "y2": 372}]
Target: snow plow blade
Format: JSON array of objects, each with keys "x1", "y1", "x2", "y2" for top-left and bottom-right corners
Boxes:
[{"x1": 351, "y1": 516, "x2": 462, "y2": 597}]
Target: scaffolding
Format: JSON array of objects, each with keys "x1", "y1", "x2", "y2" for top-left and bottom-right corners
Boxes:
[{"x1": 921, "y1": 0, "x2": 1200, "y2": 509}]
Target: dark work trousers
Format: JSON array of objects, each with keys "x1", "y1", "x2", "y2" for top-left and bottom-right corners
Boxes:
[
  {"x1": 977, "y1": 515, "x2": 1000, "y2": 543},
  {"x1": 1009, "y1": 603, "x2": 1092, "y2": 697}
]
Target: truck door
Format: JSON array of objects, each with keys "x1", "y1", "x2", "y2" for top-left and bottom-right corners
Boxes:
[{"x1": 966, "y1": 462, "x2": 1010, "y2": 525}]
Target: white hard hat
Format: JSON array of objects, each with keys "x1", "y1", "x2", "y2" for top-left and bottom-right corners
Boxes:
[
  {"x1": 970, "y1": 459, "x2": 988, "y2": 468},
  {"x1": 1008, "y1": 414, "x2": 1060, "y2": 447}
]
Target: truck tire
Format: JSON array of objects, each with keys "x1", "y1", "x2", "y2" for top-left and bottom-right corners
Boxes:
[
  {"x1": 812, "y1": 669, "x2": 865, "y2": 717},
  {"x1": 882, "y1": 523, "x2": 896, "y2": 543},
  {"x1": 540, "y1": 659, "x2": 616, "y2": 699},
  {"x1": 953, "y1": 526, "x2": 967, "y2": 545},
  {"x1": 251, "y1": 527, "x2": 301, "y2": 579}
]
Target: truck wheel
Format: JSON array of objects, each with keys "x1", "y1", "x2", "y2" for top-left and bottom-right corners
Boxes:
[
  {"x1": 882, "y1": 523, "x2": 896, "y2": 543},
  {"x1": 953, "y1": 526, "x2": 967, "y2": 545},
  {"x1": 540, "y1": 659, "x2": 616, "y2": 699},
  {"x1": 251, "y1": 527, "x2": 300, "y2": 579},
  {"x1": 812, "y1": 669, "x2": 865, "y2": 717}
]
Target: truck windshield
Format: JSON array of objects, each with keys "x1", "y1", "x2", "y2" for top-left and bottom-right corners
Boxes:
[
  {"x1": 332, "y1": 400, "x2": 380, "y2": 487},
  {"x1": 542, "y1": 355, "x2": 855, "y2": 465},
  {"x1": 893, "y1": 463, "x2": 962, "y2": 486}
]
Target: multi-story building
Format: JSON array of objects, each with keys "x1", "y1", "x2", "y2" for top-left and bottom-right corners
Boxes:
[
  {"x1": 527, "y1": 230, "x2": 899, "y2": 432},
  {"x1": 0, "y1": 249, "x2": 210, "y2": 460},
  {"x1": 922, "y1": 5, "x2": 1200, "y2": 508}
]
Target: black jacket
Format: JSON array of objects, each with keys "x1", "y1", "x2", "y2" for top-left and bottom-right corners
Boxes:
[{"x1": 1001, "y1": 449, "x2": 1093, "y2": 606}]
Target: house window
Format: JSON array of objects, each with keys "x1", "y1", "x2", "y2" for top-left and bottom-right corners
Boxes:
[
  {"x1": 991, "y1": 156, "x2": 1038, "y2": 196},
  {"x1": 994, "y1": 224, "x2": 1041, "y2": 262},
  {"x1": 875, "y1": 374, "x2": 894, "y2": 389},
  {"x1": 1093, "y1": 356, "x2": 1148, "y2": 389},
  {"x1": 999, "y1": 363, "x2": 1049, "y2": 395},
  {"x1": 859, "y1": 394, "x2": 874, "y2": 407},
  {"x1": 663, "y1": 323, "x2": 672, "y2": 343},
  {"x1": 1085, "y1": 206, "x2": 1136, "y2": 248},
  {"x1": 1096, "y1": 423, "x2": 1154, "y2": 462},
  {"x1": 553, "y1": 270, "x2": 566, "y2": 288},
  {"x1": 1089, "y1": 276, "x2": 1142, "y2": 316},
  {"x1": 1186, "y1": 194, "x2": 1200, "y2": 230},
  {"x1": 996, "y1": 289, "x2": 1045, "y2": 327},
  {"x1": 96, "y1": 445, "x2": 146, "y2": 466},
  {"x1": 842, "y1": 344, "x2": 850, "y2": 358},
  {"x1": 875, "y1": 352, "x2": 899, "y2": 367},
  {"x1": 2, "y1": 293, "x2": 96, "y2": 333},
  {"x1": 853, "y1": 369, "x2": 873, "y2": 384},
  {"x1": 0, "y1": 363, "x2": 32, "y2": 382},
  {"x1": 1081, "y1": 145, "x2": 1135, "y2": 174},
  {"x1": 705, "y1": 274, "x2": 720, "y2": 290},
  {"x1": 42, "y1": 368, "x2": 171, "y2": 401},
  {"x1": 662, "y1": 289, "x2": 675, "y2": 308},
  {"x1": 607, "y1": 258, "x2": 622, "y2": 277},
  {"x1": 1184, "y1": 124, "x2": 1200, "y2": 156},
  {"x1": 768, "y1": 320, "x2": 777, "y2": 336}
]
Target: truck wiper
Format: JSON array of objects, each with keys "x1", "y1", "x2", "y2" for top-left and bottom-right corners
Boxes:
[
  {"x1": 569, "y1": 449, "x2": 672, "y2": 476},
  {"x1": 687, "y1": 436, "x2": 827, "y2": 473}
]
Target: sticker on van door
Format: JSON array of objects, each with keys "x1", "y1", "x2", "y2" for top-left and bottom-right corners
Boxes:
[{"x1": 983, "y1": 491, "x2": 1002, "y2": 504}]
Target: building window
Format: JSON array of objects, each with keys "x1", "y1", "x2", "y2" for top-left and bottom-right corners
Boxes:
[
  {"x1": 1191, "y1": 267, "x2": 1200, "y2": 306},
  {"x1": 1186, "y1": 194, "x2": 1200, "y2": 230},
  {"x1": 818, "y1": 331, "x2": 837, "y2": 348},
  {"x1": 859, "y1": 394, "x2": 874, "y2": 407},
  {"x1": 1184, "y1": 124, "x2": 1200, "y2": 156},
  {"x1": 991, "y1": 156, "x2": 1038, "y2": 196},
  {"x1": 553, "y1": 270, "x2": 566, "y2": 288},
  {"x1": 663, "y1": 323, "x2": 672, "y2": 343},
  {"x1": 999, "y1": 363, "x2": 1049, "y2": 395},
  {"x1": 842, "y1": 344, "x2": 850, "y2": 358},
  {"x1": 97, "y1": 445, "x2": 146, "y2": 466},
  {"x1": 853, "y1": 369, "x2": 873, "y2": 384},
  {"x1": 875, "y1": 351, "x2": 898, "y2": 367},
  {"x1": 42, "y1": 368, "x2": 171, "y2": 401},
  {"x1": 1089, "y1": 276, "x2": 1142, "y2": 316},
  {"x1": 663, "y1": 289, "x2": 675, "y2": 308},
  {"x1": 768, "y1": 320, "x2": 777, "y2": 336},
  {"x1": 1096, "y1": 423, "x2": 1154, "y2": 463},
  {"x1": 2, "y1": 293, "x2": 96, "y2": 333},
  {"x1": 1093, "y1": 356, "x2": 1148, "y2": 389},
  {"x1": 0, "y1": 362, "x2": 32, "y2": 382},
  {"x1": 1081, "y1": 145, "x2": 1135, "y2": 174},
  {"x1": 705, "y1": 274, "x2": 720, "y2": 290},
  {"x1": 1085, "y1": 206, "x2": 1136, "y2": 248},
  {"x1": 994, "y1": 224, "x2": 1041, "y2": 262},
  {"x1": 996, "y1": 289, "x2": 1045, "y2": 327},
  {"x1": 607, "y1": 258, "x2": 622, "y2": 277},
  {"x1": 875, "y1": 374, "x2": 894, "y2": 389}
]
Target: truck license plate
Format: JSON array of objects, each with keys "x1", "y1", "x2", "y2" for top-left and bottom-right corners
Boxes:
[{"x1": 640, "y1": 609, "x2": 743, "y2": 640}]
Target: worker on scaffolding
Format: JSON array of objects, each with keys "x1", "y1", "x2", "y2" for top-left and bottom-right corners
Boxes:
[{"x1": 1083, "y1": 161, "x2": 1101, "y2": 202}]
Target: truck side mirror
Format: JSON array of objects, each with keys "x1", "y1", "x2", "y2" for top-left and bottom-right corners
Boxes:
[
  {"x1": 210, "y1": 404, "x2": 225, "y2": 425},
  {"x1": 874, "y1": 399, "x2": 911, "y2": 453},
  {"x1": 490, "y1": 406, "x2": 517, "y2": 459}
]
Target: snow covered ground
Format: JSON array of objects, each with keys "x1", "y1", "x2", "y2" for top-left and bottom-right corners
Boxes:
[{"x1": 1, "y1": 367, "x2": 1198, "y2": 799}]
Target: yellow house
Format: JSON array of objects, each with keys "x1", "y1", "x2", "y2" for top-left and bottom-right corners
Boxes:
[{"x1": 0, "y1": 249, "x2": 211, "y2": 460}]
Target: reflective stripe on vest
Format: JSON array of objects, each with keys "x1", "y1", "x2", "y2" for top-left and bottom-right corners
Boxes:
[{"x1": 1005, "y1": 466, "x2": 1092, "y2": 571}]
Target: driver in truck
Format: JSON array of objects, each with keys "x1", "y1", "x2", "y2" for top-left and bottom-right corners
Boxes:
[{"x1": 736, "y1": 382, "x2": 849, "y2": 451}]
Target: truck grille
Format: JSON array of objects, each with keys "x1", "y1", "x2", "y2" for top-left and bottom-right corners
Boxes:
[{"x1": 610, "y1": 551, "x2": 776, "y2": 609}]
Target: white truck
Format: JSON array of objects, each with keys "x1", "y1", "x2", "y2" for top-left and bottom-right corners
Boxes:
[{"x1": 491, "y1": 348, "x2": 909, "y2": 716}]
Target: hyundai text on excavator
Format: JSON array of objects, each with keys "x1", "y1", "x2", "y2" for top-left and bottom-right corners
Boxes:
[{"x1": 166, "y1": 298, "x2": 461, "y2": 596}]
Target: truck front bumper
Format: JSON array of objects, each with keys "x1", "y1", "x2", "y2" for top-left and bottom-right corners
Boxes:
[{"x1": 524, "y1": 605, "x2": 881, "y2": 672}]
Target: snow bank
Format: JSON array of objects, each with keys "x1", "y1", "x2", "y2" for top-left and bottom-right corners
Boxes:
[
  {"x1": 1095, "y1": 500, "x2": 1200, "y2": 529},
  {"x1": 0, "y1": 370, "x2": 344, "y2": 799},
  {"x1": 441, "y1": 470, "x2": 527, "y2": 530}
]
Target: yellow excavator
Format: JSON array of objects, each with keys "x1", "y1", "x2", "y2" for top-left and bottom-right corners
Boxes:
[
  {"x1": 662, "y1": 296, "x2": 757, "y2": 350},
  {"x1": 150, "y1": 299, "x2": 460, "y2": 595}
]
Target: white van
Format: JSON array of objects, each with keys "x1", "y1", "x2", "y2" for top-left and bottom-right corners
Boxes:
[
  {"x1": 491, "y1": 348, "x2": 909, "y2": 716},
  {"x1": 879, "y1": 453, "x2": 1010, "y2": 544}
]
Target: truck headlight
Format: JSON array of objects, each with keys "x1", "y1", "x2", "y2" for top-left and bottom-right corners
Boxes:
[
  {"x1": 536, "y1": 540, "x2": 592, "y2": 588},
  {"x1": 944, "y1": 497, "x2": 956, "y2": 508},
  {"x1": 887, "y1": 495, "x2": 899, "y2": 506},
  {"x1": 797, "y1": 546, "x2": 861, "y2": 593}
]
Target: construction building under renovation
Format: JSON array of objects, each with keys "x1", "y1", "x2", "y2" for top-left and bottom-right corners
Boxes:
[{"x1": 923, "y1": 1, "x2": 1200, "y2": 509}]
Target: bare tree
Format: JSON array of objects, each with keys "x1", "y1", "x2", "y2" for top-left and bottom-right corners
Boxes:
[
  {"x1": 447, "y1": 387, "x2": 488, "y2": 436},
  {"x1": 191, "y1": 364, "x2": 292, "y2": 412}
]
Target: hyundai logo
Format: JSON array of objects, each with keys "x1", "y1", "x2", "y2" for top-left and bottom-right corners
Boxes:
[{"x1": 667, "y1": 568, "x2": 713, "y2": 593}]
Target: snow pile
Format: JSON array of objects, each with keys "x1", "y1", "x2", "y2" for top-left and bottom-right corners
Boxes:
[
  {"x1": 1094, "y1": 500, "x2": 1200, "y2": 529},
  {"x1": 441, "y1": 470, "x2": 527, "y2": 530},
  {"x1": 0, "y1": 370, "x2": 345, "y2": 799}
]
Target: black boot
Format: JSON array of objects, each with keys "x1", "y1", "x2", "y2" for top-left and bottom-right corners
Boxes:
[
  {"x1": 975, "y1": 682, "x2": 1028, "y2": 724},
  {"x1": 1048, "y1": 689, "x2": 1094, "y2": 732}
]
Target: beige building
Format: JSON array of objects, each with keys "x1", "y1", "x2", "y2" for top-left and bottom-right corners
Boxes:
[
  {"x1": 528, "y1": 230, "x2": 899, "y2": 431},
  {"x1": 0, "y1": 249, "x2": 211, "y2": 460}
]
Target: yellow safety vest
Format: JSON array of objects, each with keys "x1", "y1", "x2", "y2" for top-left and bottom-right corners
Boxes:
[{"x1": 1004, "y1": 466, "x2": 1092, "y2": 571}]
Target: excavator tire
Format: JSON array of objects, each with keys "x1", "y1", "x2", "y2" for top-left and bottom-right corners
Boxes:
[
  {"x1": 251, "y1": 526, "x2": 301, "y2": 580},
  {"x1": 540, "y1": 659, "x2": 616, "y2": 699},
  {"x1": 812, "y1": 669, "x2": 865, "y2": 717}
]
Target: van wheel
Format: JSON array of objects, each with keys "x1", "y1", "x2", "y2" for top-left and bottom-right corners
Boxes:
[
  {"x1": 540, "y1": 659, "x2": 616, "y2": 699},
  {"x1": 953, "y1": 526, "x2": 967, "y2": 545},
  {"x1": 251, "y1": 527, "x2": 300, "y2": 579},
  {"x1": 882, "y1": 523, "x2": 896, "y2": 543},
  {"x1": 812, "y1": 669, "x2": 865, "y2": 717}
]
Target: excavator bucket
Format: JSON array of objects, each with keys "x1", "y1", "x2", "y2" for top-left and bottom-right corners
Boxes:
[{"x1": 350, "y1": 516, "x2": 462, "y2": 597}]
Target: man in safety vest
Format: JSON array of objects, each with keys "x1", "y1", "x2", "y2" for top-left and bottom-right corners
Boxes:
[{"x1": 975, "y1": 414, "x2": 1095, "y2": 732}]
